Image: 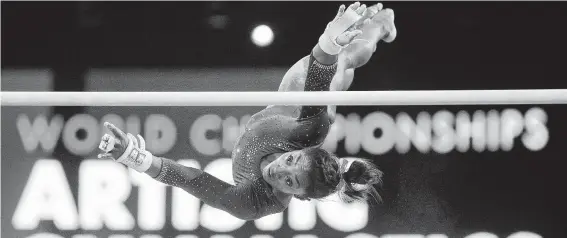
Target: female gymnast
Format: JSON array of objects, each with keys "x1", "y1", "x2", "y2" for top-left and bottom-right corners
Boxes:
[{"x1": 98, "y1": 2, "x2": 397, "y2": 221}]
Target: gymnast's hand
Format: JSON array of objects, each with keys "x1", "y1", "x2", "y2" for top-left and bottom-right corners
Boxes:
[
  {"x1": 318, "y1": 2, "x2": 369, "y2": 55},
  {"x1": 341, "y1": 3, "x2": 397, "y2": 69},
  {"x1": 97, "y1": 122, "x2": 129, "y2": 161},
  {"x1": 345, "y1": 2, "x2": 396, "y2": 44},
  {"x1": 333, "y1": 2, "x2": 368, "y2": 46},
  {"x1": 98, "y1": 122, "x2": 154, "y2": 172}
]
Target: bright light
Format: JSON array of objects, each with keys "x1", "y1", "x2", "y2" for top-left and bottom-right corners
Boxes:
[{"x1": 251, "y1": 24, "x2": 274, "y2": 47}]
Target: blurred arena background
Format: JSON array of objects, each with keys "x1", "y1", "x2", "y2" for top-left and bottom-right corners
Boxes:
[{"x1": 2, "y1": 1, "x2": 567, "y2": 238}]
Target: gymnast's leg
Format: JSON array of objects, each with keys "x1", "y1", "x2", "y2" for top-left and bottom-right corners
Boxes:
[
  {"x1": 276, "y1": 3, "x2": 396, "y2": 92},
  {"x1": 341, "y1": 4, "x2": 396, "y2": 70},
  {"x1": 273, "y1": 5, "x2": 396, "y2": 120}
]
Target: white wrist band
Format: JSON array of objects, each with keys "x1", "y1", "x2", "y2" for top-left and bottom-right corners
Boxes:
[
  {"x1": 117, "y1": 134, "x2": 153, "y2": 173},
  {"x1": 319, "y1": 34, "x2": 342, "y2": 55}
]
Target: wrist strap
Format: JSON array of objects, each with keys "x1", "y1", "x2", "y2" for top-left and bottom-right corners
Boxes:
[
  {"x1": 117, "y1": 134, "x2": 153, "y2": 173},
  {"x1": 319, "y1": 34, "x2": 342, "y2": 55}
]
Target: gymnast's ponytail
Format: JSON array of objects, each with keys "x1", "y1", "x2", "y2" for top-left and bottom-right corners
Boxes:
[
  {"x1": 300, "y1": 147, "x2": 383, "y2": 204},
  {"x1": 336, "y1": 158, "x2": 384, "y2": 203}
]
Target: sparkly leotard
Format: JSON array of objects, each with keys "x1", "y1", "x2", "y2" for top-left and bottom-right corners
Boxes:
[{"x1": 154, "y1": 54, "x2": 337, "y2": 220}]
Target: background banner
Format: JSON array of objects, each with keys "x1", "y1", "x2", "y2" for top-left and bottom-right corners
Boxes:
[{"x1": 3, "y1": 2, "x2": 567, "y2": 237}]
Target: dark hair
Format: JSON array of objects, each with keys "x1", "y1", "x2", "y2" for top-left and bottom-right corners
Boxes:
[{"x1": 297, "y1": 147, "x2": 384, "y2": 203}]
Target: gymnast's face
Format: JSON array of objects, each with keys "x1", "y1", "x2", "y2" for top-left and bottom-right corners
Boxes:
[{"x1": 262, "y1": 150, "x2": 311, "y2": 195}]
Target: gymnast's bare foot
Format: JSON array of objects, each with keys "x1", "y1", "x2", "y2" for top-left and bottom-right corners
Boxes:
[{"x1": 340, "y1": 3, "x2": 397, "y2": 69}]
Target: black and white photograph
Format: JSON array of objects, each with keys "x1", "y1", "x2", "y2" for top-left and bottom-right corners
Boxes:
[{"x1": 2, "y1": 1, "x2": 567, "y2": 238}]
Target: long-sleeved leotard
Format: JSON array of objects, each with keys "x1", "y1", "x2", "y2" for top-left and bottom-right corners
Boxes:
[{"x1": 154, "y1": 54, "x2": 336, "y2": 220}]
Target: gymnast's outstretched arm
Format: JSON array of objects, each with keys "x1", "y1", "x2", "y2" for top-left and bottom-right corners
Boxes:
[{"x1": 99, "y1": 122, "x2": 267, "y2": 220}]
